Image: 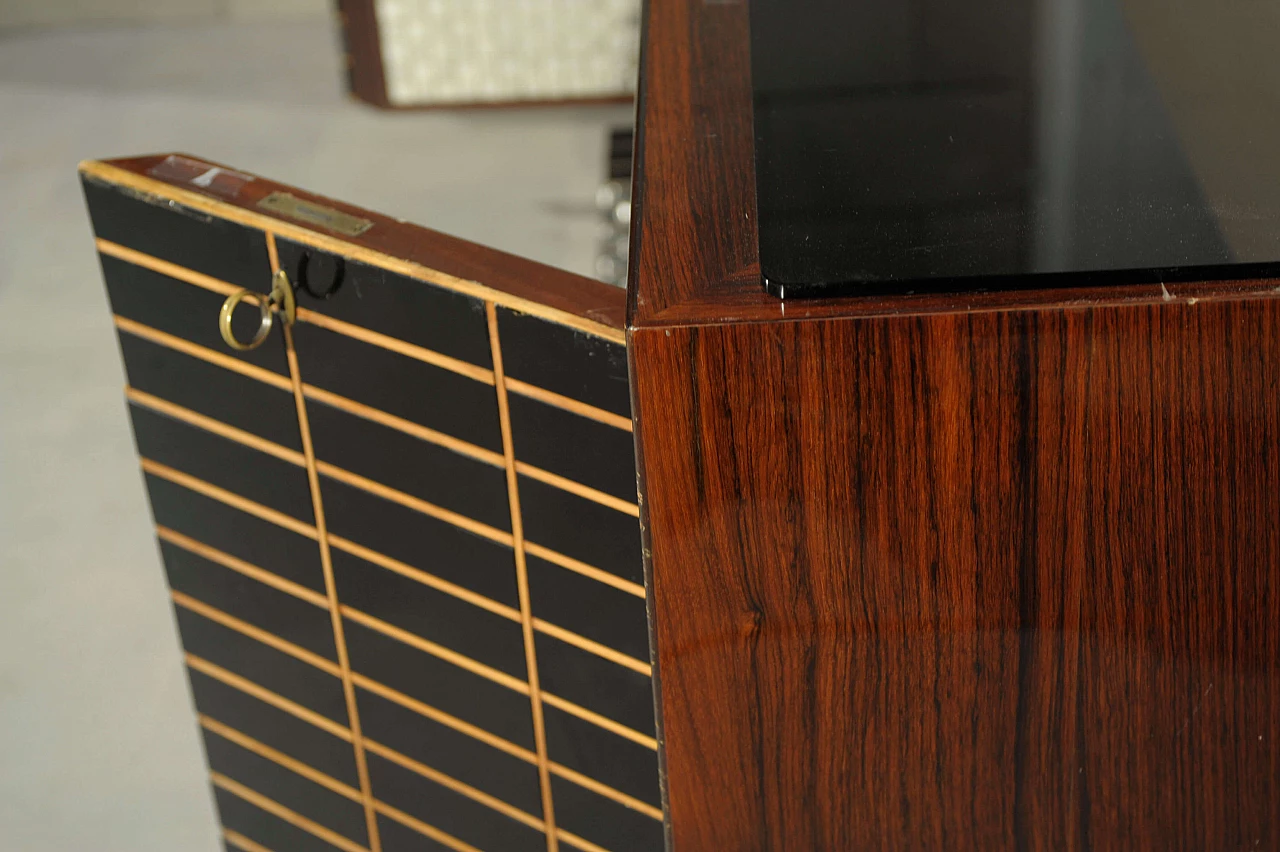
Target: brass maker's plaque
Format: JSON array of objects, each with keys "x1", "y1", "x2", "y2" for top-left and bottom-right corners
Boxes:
[{"x1": 257, "y1": 191, "x2": 374, "y2": 237}]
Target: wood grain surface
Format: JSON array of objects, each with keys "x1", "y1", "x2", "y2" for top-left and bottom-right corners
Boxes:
[
  {"x1": 631, "y1": 297, "x2": 1280, "y2": 850},
  {"x1": 335, "y1": 0, "x2": 391, "y2": 109}
]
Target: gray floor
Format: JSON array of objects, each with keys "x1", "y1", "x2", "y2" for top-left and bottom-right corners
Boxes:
[{"x1": 0, "y1": 20, "x2": 629, "y2": 851}]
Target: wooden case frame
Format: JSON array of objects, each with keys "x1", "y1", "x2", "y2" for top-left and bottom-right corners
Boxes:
[{"x1": 628, "y1": 1, "x2": 1280, "y2": 850}]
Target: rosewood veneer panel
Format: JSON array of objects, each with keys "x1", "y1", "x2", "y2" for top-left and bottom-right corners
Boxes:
[{"x1": 632, "y1": 299, "x2": 1280, "y2": 850}]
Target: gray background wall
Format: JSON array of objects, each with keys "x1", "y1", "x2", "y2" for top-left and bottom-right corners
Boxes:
[{"x1": 0, "y1": 0, "x2": 328, "y2": 28}]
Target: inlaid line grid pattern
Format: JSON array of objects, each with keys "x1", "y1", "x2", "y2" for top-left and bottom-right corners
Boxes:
[
  {"x1": 114, "y1": 307, "x2": 642, "y2": 592},
  {"x1": 130, "y1": 389, "x2": 649, "y2": 665},
  {"x1": 182, "y1": 593, "x2": 663, "y2": 812},
  {"x1": 170, "y1": 529, "x2": 662, "y2": 852},
  {"x1": 191, "y1": 653, "x2": 661, "y2": 852},
  {"x1": 173, "y1": 557, "x2": 661, "y2": 762},
  {"x1": 113, "y1": 310, "x2": 641, "y2": 542},
  {"x1": 97, "y1": 237, "x2": 638, "y2": 511},
  {"x1": 92, "y1": 196, "x2": 657, "y2": 851},
  {"x1": 120, "y1": 322, "x2": 653, "y2": 697},
  {"x1": 213, "y1": 771, "x2": 369, "y2": 852}
]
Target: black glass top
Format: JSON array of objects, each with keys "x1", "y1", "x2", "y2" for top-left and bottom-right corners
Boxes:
[{"x1": 750, "y1": 0, "x2": 1280, "y2": 298}]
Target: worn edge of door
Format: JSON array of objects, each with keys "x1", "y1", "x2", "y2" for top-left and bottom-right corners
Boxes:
[{"x1": 78, "y1": 154, "x2": 627, "y2": 344}]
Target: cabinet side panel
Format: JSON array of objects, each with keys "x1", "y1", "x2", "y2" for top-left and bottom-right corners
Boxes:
[{"x1": 632, "y1": 302, "x2": 1280, "y2": 851}]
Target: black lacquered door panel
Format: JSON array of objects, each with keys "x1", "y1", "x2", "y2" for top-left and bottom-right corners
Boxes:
[{"x1": 82, "y1": 153, "x2": 663, "y2": 852}]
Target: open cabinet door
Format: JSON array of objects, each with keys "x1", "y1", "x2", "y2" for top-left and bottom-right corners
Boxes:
[{"x1": 79, "y1": 154, "x2": 663, "y2": 852}]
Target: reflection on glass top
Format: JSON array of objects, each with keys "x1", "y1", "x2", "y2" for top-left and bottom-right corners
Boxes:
[{"x1": 750, "y1": 0, "x2": 1280, "y2": 297}]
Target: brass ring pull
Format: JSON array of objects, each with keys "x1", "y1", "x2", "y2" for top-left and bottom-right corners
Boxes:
[
  {"x1": 218, "y1": 269, "x2": 296, "y2": 351},
  {"x1": 219, "y1": 289, "x2": 272, "y2": 351}
]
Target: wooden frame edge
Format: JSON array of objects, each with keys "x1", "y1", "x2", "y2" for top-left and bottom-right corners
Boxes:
[{"x1": 79, "y1": 158, "x2": 627, "y2": 345}]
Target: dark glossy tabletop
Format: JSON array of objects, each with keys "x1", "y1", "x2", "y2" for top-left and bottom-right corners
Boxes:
[{"x1": 750, "y1": 0, "x2": 1280, "y2": 298}]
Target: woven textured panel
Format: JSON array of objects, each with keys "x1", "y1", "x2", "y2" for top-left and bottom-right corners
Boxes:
[{"x1": 375, "y1": 0, "x2": 640, "y2": 105}]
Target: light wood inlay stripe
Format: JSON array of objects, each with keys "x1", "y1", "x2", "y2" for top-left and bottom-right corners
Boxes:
[
  {"x1": 81, "y1": 160, "x2": 626, "y2": 345},
  {"x1": 340, "y1": 606, "x2": 530, "y2": 695},
  {"x1": 185, "y1": 654, "x2": 353, "y2": 742},
  {"x1": 265, "y1": 227, "x2": 281, "y2": 272},
  {"x1": 156, "y1": 526, "x2": 329, "y2": 609},
  {"x1": 141, "y1": 458, "x2": 318, "y2": 540},
  {"x1": 373, "y1": 801, "x2": 484, "y2": 852},
  {"x1": 200, "y1": 715, "x2": 364, "y2": 803},
  {"x1": 556, "y1": 829, "x2": 616, "y2": 852},
  {"x1": 211, "y1": 772, "x2": 370, "y2": 852},
  {"x1": 327, "y1": 536, "x2": 522, "y2": 623},
  {"x1": 301, "y1": 384, "x2": 505, "y2": 467},
  {"x1": 127, "y1": 388, "x2": 306, "y2": 467},
  {"x1": 489, "y1": 301, "x2": 560, "y2": 852},
  {"x1": 532, "y1": 619, "x2": 651, "y2": 676},
  {"x1": 515, "y1": 462, "x2": 639, "y2": 517},
  {"x1": 113, "y1": 315, "x2": 293, "y2": 391},
  {"x1": 505, "y1": 378, "x2": 632, "y2": 432},
  {"x1": 548, "y1": 763, "x2": 664, "y2": 821},
  {"x1": 296, "y1": 308, "x2": 494, "y2": 385},
  {"x1": 316, "y1": 462, "x2": 514, "y2": 547},
  {"x1": 172, "y1": 591, "x2": 342, "y2": 677},
  {"x1": 363, "y1": 739, "x2": 547, "y2": 832},
  {"x1": 523, "y1": 543, "x2": 646, "y2": 599},
  {"x1": 540, "y1": 693, "x2": 658, "y2": 751},
  {"x1": 349, "y1": 673, "x2": 538, "y2": 765},
  {"x1": 223, "y1": 828, "x2": 274, "y2": 852},
  {"x1": 279, "y1": 250, "x2": 382, "y2": 852},
  {"x1": 98, "y1": 238, "x2": 240, "y2": 297}
]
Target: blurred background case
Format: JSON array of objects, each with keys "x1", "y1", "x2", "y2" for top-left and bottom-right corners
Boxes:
[{"x1": 338, "y1": 0, "x2": 640, "y2": 108}]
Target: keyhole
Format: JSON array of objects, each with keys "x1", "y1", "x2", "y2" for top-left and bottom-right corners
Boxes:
[{"x1": 296, "y1": 251, "x2": 345, "y2": 300}]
